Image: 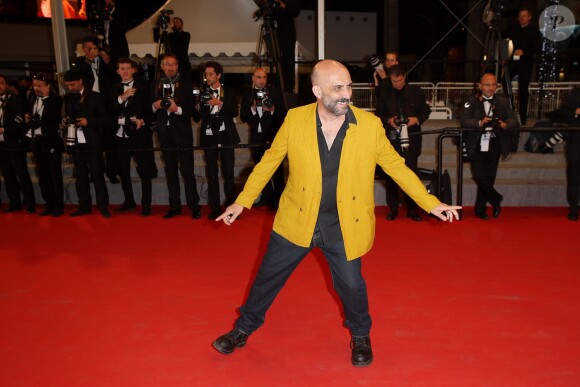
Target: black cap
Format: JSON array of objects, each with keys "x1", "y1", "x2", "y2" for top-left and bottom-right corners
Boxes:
[{"x1": 64, "y1": 69, "x2": 82, "y2": 82}]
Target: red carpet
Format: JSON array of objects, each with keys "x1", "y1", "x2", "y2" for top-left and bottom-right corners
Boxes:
[{"x1": 1, "y1": 206, "x2": 579, "y2": 386}]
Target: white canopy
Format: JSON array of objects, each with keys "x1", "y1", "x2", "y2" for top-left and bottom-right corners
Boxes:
[{"x1": 126, "y1": 0, "x2": 260, "y2": 58}]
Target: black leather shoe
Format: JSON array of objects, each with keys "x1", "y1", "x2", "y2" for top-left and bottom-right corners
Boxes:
[
  {"x1": 70, "y1": 209, "x2": 91, "y2": 217},
  {"x1": 493, "y1": 195, "x2": 503, "y2": 218},
  {"x1": 26, "y1": 207, "x2": 36, "y2": 215},
  {"x1": 212, "y1": 328, "x2": 249, "y2": 355},
  {"x1": 475, "y1": 213, "x2": 489, "y2": 220},
  {"x1": 141, "y1": 205, "x2": 152, "y2": 217},
  {"x1": 100, "y1": 208, "x2": 112, "y2": 218},
  {"x1": 115, "y1": 202, "x2": 137, "y2": 212},
  {"x1": 568, "y1": 210, "x2": 579, "y2": 221},
  {"x1": 39, "y1": 208, "x2": 53, "y2": 216},
  {"x1": 386, "y1": 210, "x2": 398, "y2": 220},
  {"x1": 407, "y1": 210, "x2": 422, "y2": 222},
  {"x1": 3, "y1": 205, "x2": 22, "y2": 213},
  {"x1": 163, "y1": 209, "x2": 181, "y2": 219},
  {"x1": 351, "y1": 336, "x2": 373, "y2": 367},
  {"x1": 208, "y1": 210, "x2": 222, "y2": 220},
  {"x1": 192, "y1": 208, "x2": 202, "y2": 219}
]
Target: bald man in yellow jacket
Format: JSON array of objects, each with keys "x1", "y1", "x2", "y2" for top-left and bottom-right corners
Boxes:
[{"x1": 212, "y1": 60, "x2": 461, "y2": 367}]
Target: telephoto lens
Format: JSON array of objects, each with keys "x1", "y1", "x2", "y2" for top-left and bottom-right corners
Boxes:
[{"x1": 369, "y1": 55, "x2": 383, "y2": 72}]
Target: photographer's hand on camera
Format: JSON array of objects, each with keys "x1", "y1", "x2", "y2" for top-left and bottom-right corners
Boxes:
[{"x1": 76, "y1": 117, "x2": 88, "y2": 127}]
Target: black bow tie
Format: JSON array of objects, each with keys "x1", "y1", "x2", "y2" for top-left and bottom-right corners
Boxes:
[
  {"x1": 122, "y1": 82, "x2": 133, "y2": 87},
  {"x1": 483, "y1": 96, "x2": 493, "y2": 101}
]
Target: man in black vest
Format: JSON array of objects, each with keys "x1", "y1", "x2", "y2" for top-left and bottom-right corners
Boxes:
[
  {"x1": 26, "y1": 73, "x2": 64, "y2": 216},
  {"x1": 240, "y1": 67, "x2": 286, "y2": 209},
  {"x1": 109, "y1": 58, "x2": 157, "y2": 216},
  {"x1": 152, "y1": 54, "x2": 201, "y2": 219},
  {"x1": 63, "y1": 69, "x2": 111, "y2": 218},
  {"x1": 0, "y1": 74, "x2": 36, "y2": 214},
  {"x1": 196, "y1": 61, "x2": 240, "y2": 220}
]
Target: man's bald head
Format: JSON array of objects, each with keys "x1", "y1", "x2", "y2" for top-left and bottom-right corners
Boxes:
[
  {"x1": 311, "y1": 60, "x2": 352, "y2": 117},
  {"x1": 252, "y1": 67, "x2": 268, "y2": 89}
]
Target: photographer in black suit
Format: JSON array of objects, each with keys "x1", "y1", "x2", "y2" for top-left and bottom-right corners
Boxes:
[
  {"x1": 0, "y1": 74, "x2": 36, "y2": 214},
  {"x1": 25, "y1": 73, "x2": 64, "y2": 216},
  {"x1": 108, "y1": 58, "x2": 158, "y2": 216},
  {"x1": 375, "y1": 65, "x2": 430, "y2": 221},
  {"x1": 461, "y1": 73, "x2": 518, "y2": 220},
  {"x1": 102, "y1": 0, "x2": 130, "y2": 63},
  {"x1": 63, "y1": 69, "x2": 111, "y2": 218},
  {"x1": 196, "y1": 61, "x2": 240, "y2": 220},
  {"x1": 167, "y1": 17, "x2": 191, "y2": 80},
  {"x1": 240, "y1": 67, "x2": 286, "y2": 209},
  {"x1": 152, "y1": 54, "x2": 201, "y2": 219}
]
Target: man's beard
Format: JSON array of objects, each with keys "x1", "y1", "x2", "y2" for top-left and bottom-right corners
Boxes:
[{"x1": 321, "y1": 95, "x2": 350, "y2": 116}]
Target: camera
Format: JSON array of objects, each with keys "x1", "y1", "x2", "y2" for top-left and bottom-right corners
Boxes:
[
  {"x1": 253, "y1": 0, "x2": 277, "y2": 21},
  {"x1": 394, "y1": 114, "x2": 409, "y2": 127},
  {"x1": 254, "y1": 88, "x2": 273, "y2": 108},
  {"x1": 64, "y1": 116, "x2": 78, "y2": 147},
  {"x1": 28, "y1": 113, "x2": 41, "y2": 130},
  {"x1": 160, "y1": 80, "x2": 173, "y2": 110},
  {"x1": 156, "y1": 9, "x2": 174, "y2": 30},
  {"x1": 369, "y1": 54, "x2": 383, "y2": 72},
  {"x1": 483, "y1": 115, "x2": 502, "y2": 133},
  {"x1": 199, "y1": 88, "x2": 214, "y2": 104}
]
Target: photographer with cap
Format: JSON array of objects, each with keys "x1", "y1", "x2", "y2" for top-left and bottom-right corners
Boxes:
[
  {"x1": 461, "y1": 73, "x2": 518, "y2": 220},
  {"x1": 375, "y1": 65, "x2": 430, "y2": 221}
]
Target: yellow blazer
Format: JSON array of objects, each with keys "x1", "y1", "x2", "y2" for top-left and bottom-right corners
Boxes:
[{"x1": 236, "y1": 103, "x2": 441, "y2": 260}]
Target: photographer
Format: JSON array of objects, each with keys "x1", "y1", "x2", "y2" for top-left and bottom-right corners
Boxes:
[
  {"x1": 25, "y1": 73, "x2": 64, "y2": 216},
  {"x1": 152, "y1": 54, "x2": 201, "y2": 219},
  {"x1": 0, "y1": 74, "x2": 36, "y2": 214},
  {"x1": 254, "y1": 0, "x2": 302, "y2": 93},
  {"x1": 461, "y1": 73, "x2": 518, "y2": 220},
  {"x1": 240, "y1": 67, "x2": 287, "y2": 209},
  {"x1": 167, "y1": 17, "x2": 191, "y2": 80},
  {"x1": 375, "y1": 65, "x2": 430, "y2": 221},
  {"x1": 108, "y1": 58, "x2": 157, "y2": 216},
  {"x1": 196, "y1": 61, "x2": 240, "y2": 220},
  {"x1": 63, "y1": 69, "x2": 111, "y2": 218},
  {"x1": 371, "y1": 51, "x2": 399, "y2": 99}
]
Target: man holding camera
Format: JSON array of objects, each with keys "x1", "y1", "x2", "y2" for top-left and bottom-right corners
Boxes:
[
  {"x1": 25, "y1": 73, "x2": 64, "y2": 217},
  {"x1": 375, "y1": 65, "x2": 430, "y2": 221},
  {"x1": 0, "y1": 74, "x2": 36, "y2": 214},
  {"x1": 461, "y1": 73, "x2": 518, "y2": 220},
  {"x1": 63, "y1": 69, "x2": 111, "y2": 218},
  {"x1": 196, "y1": 61, "x2": 240, "y2": 220},
  {"x1": 240, "y1": 67, "x2": 286, "y2": 209},
  {"x1": 108, "y1": 58, "x2": 157, "y2": 216},
  {"x1": 152, "y1": 54, "x2": 201, "y2": 219},
  {"x1": 372, "y1": 51, "x2": 399, "y2": 99}
]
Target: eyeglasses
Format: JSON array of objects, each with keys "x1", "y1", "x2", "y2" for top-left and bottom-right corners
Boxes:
[{"x1": 385, "y1": 59, "x2": 398, "y2": 62}]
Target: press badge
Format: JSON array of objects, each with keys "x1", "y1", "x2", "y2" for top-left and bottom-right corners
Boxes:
[
  {"x1": 118, "y1": 116, "x2": 126, "y2": 125},
  {"x1": 480, "y1": 132, "x2": 490, "y2": 152},
  {"x1": 77, "y1": 128, "x2": 87, "y2": 144}
]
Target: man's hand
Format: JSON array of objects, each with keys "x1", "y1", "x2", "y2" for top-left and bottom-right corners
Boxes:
[
  {"x1": 121, "y1": 88, "x2": 137, "y2": 101},
  {"x1": 216, "y1": 203, "x2": 244, "y2": 226},
  {"x1": 430, "y1": 204, "x2": 462, "y2": 222},
  {"x1": 77, "y1": 117, "x2": 88, "y2": 127},
  {"x1": 407, "y1": 117, "x2": 419, "y2": 126}
]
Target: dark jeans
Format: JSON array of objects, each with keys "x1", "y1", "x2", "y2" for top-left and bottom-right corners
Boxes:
[{"x1": 235, "y1": 228, "x2": 372, "y2": 337}]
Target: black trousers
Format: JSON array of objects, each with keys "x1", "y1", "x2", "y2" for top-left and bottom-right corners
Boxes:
[
  {"x1": 469, "y1": 137, "x2": 502, "y2": 216},
  {"x1": 507, "y1": 61, "x2": 533, "y2": 124},
  {"x1": 161, "y1": 148, "x2": 199, "y2": 211},
  {"x1": 251, "y1": 144, "x2": 285, "y2": 206},
  {"x1": 204, "y1": 145, "x2": 236, "y2": 213},
  {"x1": 385, "y1": 149, "x2": 419, "y2": 212},
  {"x1": 115, "y1": 136, "x2": 157, "y2": 207},
  {"x1": 33, "y1": 141, "x2": 63, "y2": 211},
  {"x1": 566, "y1": 141, "x2": 580, "y2": 211},
  {"x1": 71, "y1": 145, "x2": 109, "y2": 210},
  {"x1": 0, "y1": 148, "x2": 36, "y2": 209}
]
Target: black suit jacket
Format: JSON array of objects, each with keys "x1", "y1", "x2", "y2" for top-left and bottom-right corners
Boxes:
[
  {"x1": 108, "y1": 78, "x2": 152, "y2": 139},
  {"x1": 0, "y1": 93, "x2": 27, "y2": 150},
  {"x1": 240, "y1": 86, "x2": 286, "y2": 144},
  {"x1": 375, "y1": 83, "x2": 430, "y2": 156},
  {"x1": 63, "y1": 90, "x2": 108, "y2": 149},
  {"x1": 167, "y1": 30, "x2": 191, "y2": 76},
  {"x1": 28, "y1": 94, "x2": 64, "y2": 152},
  {"x1": 152, "y1": 76, "x2": 194, "y2": 148},
  {"x1": 460, "y1": 93, "x2": 518, "y2": 158},
  {"x1": 197, "y1": 86, "x2": 240, "y2": 147},
  {"x1": 73, "y1": 56, "x2": 116, "y2": 98},
  {"x1": 107, "y1": 8, "x2": 130, "y2": 60}
]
